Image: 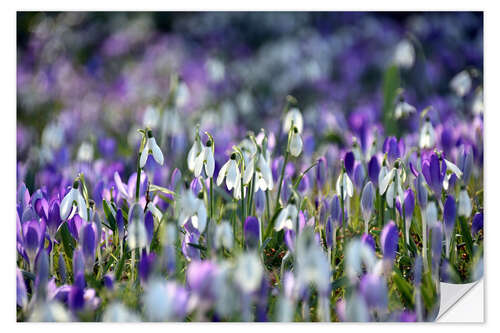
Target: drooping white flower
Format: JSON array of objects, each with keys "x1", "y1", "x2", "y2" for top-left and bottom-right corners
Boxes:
[
  {"x1": 234, "y1": 252, "x2": 263, "y2": 293},
  {"x1": 194, "y1": 140, "x2": 215, "y2": 178},
  {"x1": 419, "y1": 118, "x2": 436, "y2": 149},
  {"x1": 393, "y1": 39, "x2": 415, "y2": 69},
  {"x1": 178, "y1": 190, "x2": 207, "y2": 233},
  {"x1": 283, "y1": 107, "x2": 303, "y2": 134},
  {"x1": 255, "y1": 151, "x2": 273, "y2": 191},
  {"x1": 60, "y1": 181, "x2": 88, "y2": 221},
  {"x1": 215, "y1": 221, "x2": 234, "y2": 250},
  {"x1": 450, "y1": 70, "x2": 472, "y2": 97},
  {"x1": 336, "y1": 172, "x2": 354, "y2": 200},
  {"x1": 217, "y1": 153, "x2": 240, "y2": 192},
  {"x1": 458, "y1": 187, "x2": 472, "y2": 218},
  {"x1": 140, "y1": 130, "x2": 164, "y2": 168},
  {"x1": 444, "y1": 158, "x2": 463, "y2": 179},
  {"x1": 289, "y1": 127, "x2": 303, "y2": 157},
  {"x1": 242, "y1": 152, "x2": 255, "y2": 185},
  {"x1": 187, "y1": 135, "x2": 203, "y2": 173},
  {"x1": 395, "y1": 100, "x2": 416, "y2": 119},
  {"x1": 274, "y1": 203, "x2": 298, "y2": 231},
  {"x1": 379, "y1": 167, "x2": 405, "y2": 208}
]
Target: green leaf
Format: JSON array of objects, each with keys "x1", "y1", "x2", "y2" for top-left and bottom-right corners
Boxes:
[
  {"x1": 382, "y1": 65, "x2": 400, "y2": 136},
  {"x1": 102, "y1": 200, "x2": 117, "y2": 231},
  {"x1": 392, "y1": 271, "x2": 414, "y2": 308},
  {"x1": 458, "y1": 216, "x2": 473, "y2": 255},
  {"x1": 114, "y1": 246, "x2": 127, "y2": 281},
  {"x1": 59, "y1": 222, "x2": 75, "y2": 260},
  {"x1": 149, "y1": 184, "x2": 176, "y2": 196}
]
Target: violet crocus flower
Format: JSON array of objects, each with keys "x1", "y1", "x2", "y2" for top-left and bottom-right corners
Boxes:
[
  {"x1": 383, "y1": 136, "x2": 400, "y2": 165},
  {"x1": 443, "y1": 195, "x2": 456, "y2": 256},
  {"x1": 422, "y1": 153, "x2": 446, "y2": 196},
  {"x1": 361, "y1": 181, "x2": 375, "y2": 233},
  {"x1": 244, "y1": 216, "x2": 260, "y2": 248},
  {"x1": 458, "y1": 145, "x2": 474, "y2": 184},
  {"x1": 23, "y1": 220, "x2": 44, "y2": 271},
  {"x1": 103, "y1": 274, "x2": 114, "y2": 291},
  {"x1": 361, "y1": 233, "x2": 376, "y2": 252},
  {"x1": 359, "y1": 273, "x2": 388, "y2": 310},
  {"x1": 73, "y1": 249, "x2": 85, "y2": 277},
  {"x1": 431, "y1": 223, "x2": 443, "y2": 274},
  {"x1": 145, "y1": 210, "x2": 155, "y2": 250},
  {"x1": 415, "y1": 173, "x2": 428, "y2": 208},
  {"x1": 315, "y1": 156, "x2": 327, "y2": 189},
  {"x1": 254, "y1": 188, "x2": 265, "y2": 217},
  {"x1": 81, "y1": 222, "x2": 96, "y2": 273},
  {"x1": 116, "y1": 208, "x2": 125, "y2": 241},
  {"x1": 368, "y1": 156, "x2": 380, "y2": 186},
  {"x1": 472, "y1": 212, "x2": 483, "y2": 236},
  {"x1": 344, "y1": 151, "x2": 355, "y2": 176},
  {"x1": 17, "y1": 268, "x2": 28, "y2": 309},
  {"x1": 187, "y1": 260, "x2": 216, "y2": 300},
  {"x1": 46, "y1": 201, "x2": 62, "y2": 239},
  {"x1": 34, "y1": 249, "x2": 49, "y2": 302},
  {"x1": 353, "y1": 163, "x2": 365, "y2": 190},
  {"x1": 139, "y1": 249, "x2": 156, "y2": 285},
  {"x1": 331, "y1": 195, "x2": 341, "y2": 223},
  {"x1": 381, "y1": 221, "x2": 399, "y2": 263}
]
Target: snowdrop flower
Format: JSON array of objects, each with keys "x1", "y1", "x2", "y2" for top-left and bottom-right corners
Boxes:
[
  {"x1": 178, "y1": 190, "x2": 207, "y2": 233},
  {"x1": 345, "y1": 239, "x2": 377, "y2": 282},
  {"x1": 187, "y1": 131, "x2": 203, "y2": 173},
  {"x1": 395, "y1": 98, "x2": 416, "y2": 119},
  {"x1": 217, "y1": 153, "x2": 241, "y2": 191},
  {"x1": 60, "y1": 180, "x2": 88, "y2": 221},
  {"x1": 289, "y1": 126, "x2": 303, "y2": 157},
  {"x1": 215, "y1": 221, "x2": 233, "y2": 250},
  {"x1": 242, "y1": 150, "x2": 255, "y2": 185},
  {"x1": 255, "y1": 151, "x2": 274, "y2": 191},
  {"x1": 283, "y1": 107, "x2": 303, "y2": 134},
  {"x1": 274, "y1": 200, "x2": 298, "y2": 231},
  {"x1": 450, "y1": 70, "x2": 472, "y2": 97},
  {"x1": 379, "y1": 163, "x2": 405, "y2": 208},
  {"x1": 140, "y1": 129, "x2": 164, "y2": 168},
  {"x1": 419, "y1": 117, "x2": 436, "y2": 149},
  {"x1": 234, "y1": 252, "x2": 263, "y2": 293},
  {"x1": 103, "y1": 302, "x2": 140, "y2": 322},
  {"x1": 458, "y1": 186, "x2": 472, "y2": 218},
  {"x1": 336, "y1": 167, "x2": 354, "y2": 200},
  {"x1": 393, "y1": 39, "x2": 415, "y2": 69},
  {"x1": 194, "y1": 139, "x2": 215, "y2": 178},
  {"x1": 443, "y1": 157, "x2": 463, "y2": 179}
]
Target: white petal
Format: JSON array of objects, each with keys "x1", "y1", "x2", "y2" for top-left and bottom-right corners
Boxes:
[
  {"x1": 196, "y1": 200, "x2": 207, "y2": 233},
  {"x1": 345, "y1": 174, "x2": 354, "y2": 197},
  {"x1": 386, "y1": 183, "x2": 395, "y2": 208},
  {"x1": 217, "y1": 160, "x2": 230, "y2": 186},
  {"x1": 379, "y1": 168, "x2": 395, "y2": 195},
  {"x1": 205, "y1": 149, "x2": 215, "y2": 178},
  {"x1": 226, "y1": 160, "x2": 238, "y2": 191},
  {"x1": 194, "y1": 150, "x2": 205, "y2": 177},
  {"x1": 139, "y1": 141, "x2": 149, "y2": 168},
  {"x1": 149, "y1": 138, "x2": 164, "y2": 166},
  {"x1": 283, "y1": 108, "x2": 303, "y2": 133},
  {"x1": 243, "y1": 157, "x2": 254, "y2": 185},
  {"x1": 335, "y1": 175, "x2": 342, "y2": 199},
  {"x1": 187, "y1": 142, "x2": 200, "y2": 172},
  {"x1": 289, "y1": 133, "x2": 303, "y2": 157},
  {"x1": 113, "y1": 171, "x2": 130, "y2": 200},
  {"x1": 444, "y1": 159, "x2": 463, "y2": 179},
  {"x1": 274, "y1": 207, "x2": 289, "y2": 231},
  {"x1": 60, "y1": 189, "x2": 76, "y2": 220},
  {"x1": 76, "y1": 192, "x2": 88, "y2": 221}
]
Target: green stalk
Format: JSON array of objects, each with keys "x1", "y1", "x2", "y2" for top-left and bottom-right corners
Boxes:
[
  {"x1": 275, "y1": 150, "x2": 289, "y2": 212},
  {"x1": 241, "y1": 174, "x2": 246, "y2": 248},
  {"x1": 135, "y1": 157, "x2": 141, "y2": 202}
]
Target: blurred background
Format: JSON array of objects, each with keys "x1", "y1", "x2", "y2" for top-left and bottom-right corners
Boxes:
[{"x1": 17, "y1": 12, "x2": 483, "y2": 193}]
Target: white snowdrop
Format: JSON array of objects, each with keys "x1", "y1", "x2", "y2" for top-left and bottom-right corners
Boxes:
[
  {"x1": 234, "y1": 252, "x2": 263, "y2": 293},
  {"x1": 215, "y1": 221, "x2": 234, "y2": 250},
  {"x1": 289, "y1": 127, "x2": 303, "y2": 157},
  {"x1": 336, "y1": 171, "x2": 354, "y2": 200},
  {"x1": 140, "y1": 130, "x2": 164, "y2": 168},
  {"x1": 217, "y1": 153, "x2": 241, "y2": 192},
  {"x1": 60, "y1": 181, "x2": 88, "y2": 221},
  {"x1": 283, "y1": 107, "x2": 303, "y2": 134},
  {"x1": 458, "y1": 187, "x2": 472, "y2": 218},
  {"x1": 419, "y1": 118, "x2": 436, "y2": 149},
  {"x1": 393, "y1": 39, "x2": 415, "y2": 69},
  {"x1": 128, "y1": 203, "x2": 147, "y2": 250},
  {"x1": 194, "y1": 140, "x2": 215, "y2": 178},
  {"x1": 450, "y1": 70, "x2": 472, "y2": 97},
  {"x1": 274, "y1": 202, "x2": 298, "y2": 231}
]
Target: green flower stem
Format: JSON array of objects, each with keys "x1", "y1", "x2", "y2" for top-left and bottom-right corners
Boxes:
[
  {"x1": 275, "y1": 149, "x2": 289, "y2": 212},
  {"x1": 135, "y1": 157, "x2": 141, "y2": 202},
  {"x1": 240, "y1": 174, "x2": 246, "y2": 248}
]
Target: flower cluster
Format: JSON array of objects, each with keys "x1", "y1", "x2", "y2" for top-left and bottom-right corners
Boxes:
[{"x1": 17, "y1": 12, "x2": 483, "y2": 322}]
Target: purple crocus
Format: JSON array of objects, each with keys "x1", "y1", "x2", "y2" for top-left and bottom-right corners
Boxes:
[
  {"x1": 458, "y1": 145, "x2": 473, "y2": 184},
  {"x1": 368, "y1": 155, "x2": 380, "y2": 185},
  {"x1": 116, "y1": 208, "x2": 125, "y2": 241},
  {"x1": 431, "y1": 223, "x2": 443, "y2": 272},
  {"x1": 186, "y1": 260, "x2": 216, "y2": 300},
  {"x1": 244, "y1": 216, "x2": 260, "y2": 248},
  {"x1": 81, "y1": 222, "x2": 96, "y2": 273},
  {"x1": 472, "y1": 212, "x2": 483, "y2": 236},
  {"x1": 415, "y1": 173, "x2": 428, "y2": 208},
  {"x1": 422, "y1": 153, "x2": 446, "y2": 196},
  {"x1": 103, "y1": 274, "x2": 114, "y2": 290},
  {"x1": 443, "y1": 195, "x2": 456, "y2": 233},
  {"x1": 361, "y1": 181, "x2": 375, "y2": 232},
  {"x1": 344, "y1": 151, "x2": 355, "y2": 176},
  {"x1": 46, "y1": 201, "x2": 62, "y2": 239},
  {"x1": 403, "y1": 189, "x2": 415, "y2": 245},
  {"x1": 353, "y1": 163, "x2": 365, "y2": 190},
  {"x1": 361, "y1": 233, "x2": 376, "y2": 252},
  {"x1": 139, "y1": 249, "x2": 156, "y2": 284},
  {"x1": 73, "y1": 249, "x2": 85, "y2": 277},
  {"x1": 23, "y1": 220, "x2": 44, "y2": 271},
  {"x1": 359, "y1": 273, "x2": 388, "y2": 309},
  {"x1": 145, "y1": 210, "x2": 155, "y2": 249},
  {"x1": 381, "y1": 221, "x2": 399, "y2": 263},
  {"x1": 330, "y1": 195, "x2": 341, "y2": 223},
  {"x1": 383, "y1": 136, "x2": 400, "y2": 164},
  {"x1": 17, "y1": 268, "x2": 28, "y2": 308},
  {"x1": 315, "y1": 156, "x2": 327, "y2": 189}
]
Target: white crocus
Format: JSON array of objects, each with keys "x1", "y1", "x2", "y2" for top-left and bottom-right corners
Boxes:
[
  {"x1": 450, "y1": 70, "x2": 472, "y2": 97},
  {"x1": 379, "y1": 167, "x2": 405, "y2": 208},
  {"x1": 458, "y1": 187, "x2": 472, "y2": 218},
  {"x1": 336, "y1": 171, "x2": 354, "y2": 200},
  {"x1": 419, "y1": 118, "x2": 436, "y2": 149},
  {"x1": 194, "y1": 140, "x2": 215, "y2": 178},
  {"x1": 217, "y1": 154, "x2": 240, "y2": 191},
  {"x1": 274, "y1": 203, "x2": 298, "y2": 231},
  {"x1": 283, "y1": 107, "x2": 303, "y2": 134},
  {"x1": 215, "y1": 221, "x2": 234, "y2": 250},
  {"x1": 289, "y1": 127, "x2": 303, "y2": 157},
  {"x1": 140, "y1": 130, "x2": 164, "y2": 168},
  {"x1": 60, "y1": 181, "x2": 88, "y2": 221}
]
